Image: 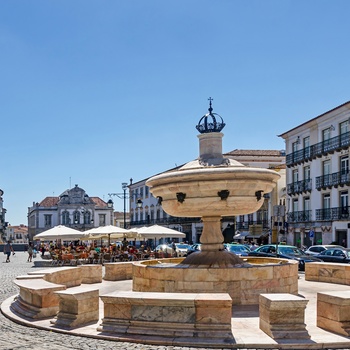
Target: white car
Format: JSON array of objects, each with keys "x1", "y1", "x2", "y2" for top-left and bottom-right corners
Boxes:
[
  {"x1": 304, "y1": 245, "x2": 343, "y2": 256},
  {"x1": 175, "y1": 243, "x2": 190, "y2": 257},
  {"x1": 155, "y1": 243, "x2": 190, "y2": 257}
]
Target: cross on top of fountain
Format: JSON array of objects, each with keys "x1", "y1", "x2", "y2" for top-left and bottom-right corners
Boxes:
[{"x1": 196, "y1": 97, "x2": 226, "y2": 134}]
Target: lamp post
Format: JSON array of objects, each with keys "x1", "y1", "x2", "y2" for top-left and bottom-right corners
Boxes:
[{"x1": 108, "y1": 182, "x2": 143, "y2": 229}]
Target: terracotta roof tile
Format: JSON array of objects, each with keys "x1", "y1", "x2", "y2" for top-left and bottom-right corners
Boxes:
[
  {"x1": 39, "y1": 197, "x2": 59, "y2": 207},
  {"x1": 224, "y1": 149, "x2": 284, "y2": 156},
  {"x1": 91, "y1": 197, "x2": 108, "y2": 207}
]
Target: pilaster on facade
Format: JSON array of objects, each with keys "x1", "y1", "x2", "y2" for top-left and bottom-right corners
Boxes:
[{"x1": 279, "y1": 100, "x2": 350, "y2": 247}]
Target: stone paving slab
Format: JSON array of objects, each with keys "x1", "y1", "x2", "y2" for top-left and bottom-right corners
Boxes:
[{"x1": 2, "y1": 253, "x2": 350, "y2": 349}]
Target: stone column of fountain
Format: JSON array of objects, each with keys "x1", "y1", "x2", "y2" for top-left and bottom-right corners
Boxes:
[{"x1": 146, "y1": 98, "x2": 280, "y2": 267}]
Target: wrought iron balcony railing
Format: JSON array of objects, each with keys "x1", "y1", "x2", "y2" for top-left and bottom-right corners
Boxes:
[
  {"x1": 287, "y1": 179, "x2": 312, "y2": 195},
  {"x1": 315, "y1": 171, "x2": 350, "y2": 190},
  {"x1": 130, "y1": 216, "x2": 201, "y2": 227},
  {"x1": 287, "y1": 210, "x2": 312, "y2": 223},
  {"x1": 286, "y1": 131, "x2": 350, "y2": 167},
  {"x1": 315, "y1": 206, "x2": 350, "y2": 221}
]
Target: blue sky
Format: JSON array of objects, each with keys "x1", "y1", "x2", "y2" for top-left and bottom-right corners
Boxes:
[{"x1": 1, "y1": 0, "x2": 350, "y2": 225}]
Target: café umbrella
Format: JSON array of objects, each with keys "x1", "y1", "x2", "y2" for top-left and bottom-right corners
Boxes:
[
  {"x1": 33, "y1": 225, "x2": 86, "y2": 241},
  {"x1": 83, "y1": 225, "x2": 138, "y2": 240},
  {"x1": 136, "y1": 224, "x2": 186, "y2": 246}
]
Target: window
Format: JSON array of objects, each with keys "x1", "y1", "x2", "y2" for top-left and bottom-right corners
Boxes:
[
  {"x1": 303, "y1": 136, "x2": 310, "y2": 158},
  {"x1": 340, "y1": 191, "x2": 348, "y2": 215},
  {"x1": 62, "y1": 211, "x2": 70, "y2": 225},
  {"x1": 341, "y1": 156, "x2": 349, "y2": 173},
  {"x1": 83, "y1": 211, "x2": 91, "y2": 224},
  {"x1": 293, "y1": 199, "x2": 298, "y2": 212},
  {"x1": 323, "y1": 194, "x2": 330, "y2": 210},
  {"x1": 340, "y1": 120, "x2": 349, "y2": 134},
  {"x1": 145, "y1": 187, "x2": 149, "y2": 197},
  {"x1": 293, "y1": 170, "x2": 298, "y2": 183},
  {"x1": 292, "y1": 141, "x2": 298, "y2": 152},
  {"x1": 44, "y1": 215, "x2": 52, "y2": 227},
  {"x1": 303, "y1": 166, "x2": 310, "y2": 180},
  {"x1": 323, "y1": 127, "x2": 332, "y2": 141},
  {"x1": 73, "y1": 210, "x2": 80, "y2": 224},
  {"x1": 99, "y1": 214, "x2": 106, "y2": 226},
  {"x1": 323, "y1": 160, "x2": 331, "y2": 187},
  {"x1": 140, "y1": 187, "x2": 143, "y2": 198},
  {"x1": 323, "y1": 127, "x2": 332, "y2": 152}
]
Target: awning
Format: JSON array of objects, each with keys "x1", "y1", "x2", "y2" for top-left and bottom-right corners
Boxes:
[{"x1": 233, "y1": 231, "x2": 249, "y2": 239}]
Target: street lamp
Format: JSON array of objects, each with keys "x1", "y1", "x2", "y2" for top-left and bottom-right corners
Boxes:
[{"x1": 108, "y1": 182, "x2": 143, "y2": 229}]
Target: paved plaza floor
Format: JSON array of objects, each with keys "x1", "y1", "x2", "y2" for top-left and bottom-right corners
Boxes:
[{"x1": 1, "y1": 252, "x2": 350, "y2": 350}]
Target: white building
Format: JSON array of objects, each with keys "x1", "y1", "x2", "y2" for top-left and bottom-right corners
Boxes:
[
  {"x1": 279, "y1": 101, "x2": 350, "y2": 248},
  {"x1": 6, "y1": 224, "x2": 28, "y2": 244},
  {"x1": 27, "y1": 184, "x2": 113, "y2": 241}
]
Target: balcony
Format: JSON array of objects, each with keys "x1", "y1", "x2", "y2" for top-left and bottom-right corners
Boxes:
[
  {"x1": 130, "y1": 216, "x2": 201, "y2": 226},
  {"x1": 287, "y1": 210, "x2": 312, "y2": 223},
  {"x1": 316, "y1": 171, "x2": 350, "y2": 190},
  {"x1": 235, "y1": 220, "x2": 269, "y2": 230},
  {"x1": 287, "y1": 179, "x2": 312, "y2": 195},
  {"x1": 316, "y1": 206, "x2": 350, "y2": 221},
  {"x1": 286, "y1": 131, "x2": 350, "y2": 167}
]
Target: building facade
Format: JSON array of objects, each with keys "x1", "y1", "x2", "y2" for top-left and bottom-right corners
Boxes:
[
  {"x1": 6, "y1": 224, "x2": 28, "y2": 244},
  {"x1": 27, "y1": 184, "x2": 113, "y2": 241},
  {"x1": 128, "y1": 149, "x2": 286, "y2": 245},
  {"x1": 0, "y1": 189, "x2": 6, "y2": 243},
  {"x1": 279, "y1": 101, "x2": 350, "y2": 248}
]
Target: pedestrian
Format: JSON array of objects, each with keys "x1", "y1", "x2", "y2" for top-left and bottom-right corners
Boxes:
[
  {"x1": 27, "y1": 242, "x2": 33, "y2": 262},
  {"x1": 4, "y1": 240, "x2": 14, "y2": 263}
]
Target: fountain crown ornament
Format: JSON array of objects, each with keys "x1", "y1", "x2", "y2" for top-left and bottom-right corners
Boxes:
[{"x1": 196, "y1": 97, "x2": 225, "y2": 134}]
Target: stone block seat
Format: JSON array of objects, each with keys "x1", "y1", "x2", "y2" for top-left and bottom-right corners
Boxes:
[
  {"x1": 103, "y1": 262, "x2": 133, "y2": 281},
  {"x1": 11, "y1": 279, "x2": 66, "y2": 319},
  {"x1": 259, "y1": 293, "x2": 310, "y2": 339},
  {"x1": 305, "y1": 262, "x2": 350, "y2": 285},
  {"x1": 51, "y1": 285, "x2": 100, "y2": 329},
  {"x1": 28, "y1": 266, "x2": 83, "y2": 288},
  {"x1": 317, "y1": 290, "x2": 350, "y2": 336},
  {"x1": 98, "y1": 291, "x2": 233, "y2": 345},
  {"x1": 80, "y1": 265, "x2": 102, "y2": 284}
]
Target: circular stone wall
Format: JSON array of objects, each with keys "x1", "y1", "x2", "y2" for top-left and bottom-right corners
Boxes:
[{"x1": 132, "y1": 257, "x2": 299, "y2": 305}]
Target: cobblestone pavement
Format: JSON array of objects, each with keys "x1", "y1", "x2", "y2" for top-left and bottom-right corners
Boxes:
[{"x1": 0, "y1": 252, "x2": 346, "y2": 350}]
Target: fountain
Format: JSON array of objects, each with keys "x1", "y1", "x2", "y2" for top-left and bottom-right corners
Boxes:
[{"x1": 133, "y1": 99, "x2": 298, "y2": 305}]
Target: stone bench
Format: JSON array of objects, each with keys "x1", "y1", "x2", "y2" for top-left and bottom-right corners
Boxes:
[
  {"x1": 98, "y1": 291, "x2": 233, "y2": 342},
  {"x1": 16, "y1": 274, "x2": 45, "y2": 280},
  {"x1": 12, "y1": 279, "x2": 66, "y2": 319},
  {"x1": 80, "y1": 265, "x2": 102, "y2": 284},
  {"x1": 317, "y1": 290, "x2": 350, "y2": 336},
  {"x1": 259, "y1": 293, "x2": 309, "y2": 339},
  {"x1": 305, "y1": 262, "x2": 350, "y2": 285},
  {"x1": 103, "y1": 262, "x2": 133, "y2": 281},
  {"x1": 51, "y1": 285, "x2": 100, "y2": 329},
  {"x1": 28, "y1": 267, "x2": 82, "y2": 288}
]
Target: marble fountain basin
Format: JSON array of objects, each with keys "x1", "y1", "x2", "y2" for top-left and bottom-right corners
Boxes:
[
  {"x1": 132, "y1": 256, "x2": 299, "y2": 305},
  {"x1": 146, "y1": 163, "x2": 280, "y2": 217}
]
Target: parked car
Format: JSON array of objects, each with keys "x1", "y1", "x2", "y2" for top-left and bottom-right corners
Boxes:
[
  {"x1": 155, "y1": 243, "x2": 190, "y2": 257},
  {"x1": 316, "y1": 247, "x2": 350, "y2": 263},
  {"x1": 186, "y1": 243, "x2": 201, "y2": 256},
  {"x1": 155, "y1": 244, "x2": 173, "y2": 256},
  {"x1": 174, "y1": 243, "x2": 190, "y2": 257},
  {"x1": 304, "y1": 245, "x2": 343, "y2": 256},
  {"x1": 247, "y1": 244, "x2": 322, "y2": 271},
  {"x1": 224, "y1": 244, "x2": 251, "y2": 256}
]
